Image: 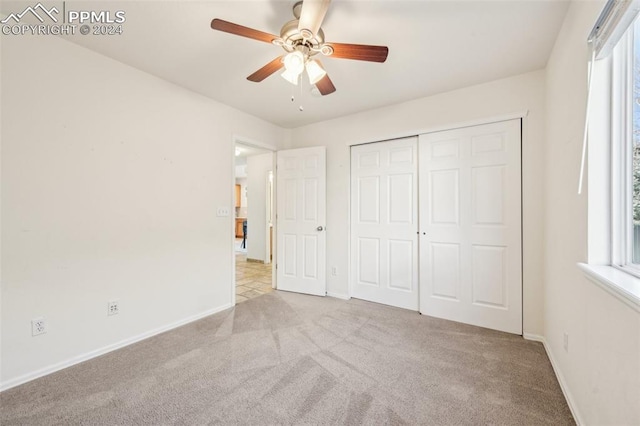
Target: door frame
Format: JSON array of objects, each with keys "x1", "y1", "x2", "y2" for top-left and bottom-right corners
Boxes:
[
  {"x1": 346, "y1": 112, "x2": 527, "y2": 330},
  {"x1": 231, "y1": 135, "x2": 277, "y2": 306}
]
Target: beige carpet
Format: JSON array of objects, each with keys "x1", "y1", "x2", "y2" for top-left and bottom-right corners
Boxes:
[{"x1": 0, "y1": 291, "x2": 574, "y2": 425}]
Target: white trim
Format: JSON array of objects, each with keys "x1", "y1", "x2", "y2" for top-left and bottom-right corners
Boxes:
[
  {"x1": 522, "y1": 333, "x2": 544, "y2": 342},
  {"x1": 232, "y1": 134, "x2": 278, "y2": 152},
  {"x1": 345, "y1": 111, "x2": 529, "y2": 147},
  {"x1": 347, "y1": 145, "x2": 353, "y2": 300},
  {"x1": 0, "y1": 303, "x2": 233, "y2": 393},
  {"x1": 231, "y1": 139, "x2": 238, "y2": 306},
  {"x1": 327, "y1": 292, "x2": 350, "y2": 300},
  {"x1": 271, "y1": 152, "x2": 277, "y2": 289},
  {"x1": 263, "y1": 170, "x2": 272, "y2": 265},
  {"x1": 587, "y1": 56, "x2": 612, "y2": 265},
  {"x1": 578, "y1": 263, "x2": 640, "y2": 312},
  {"x1": 523, "y1": 334, "x2": 584, "y2": 426},
  {"x1": 347, "y1": 144, "x2": 352, "y2": 301}
]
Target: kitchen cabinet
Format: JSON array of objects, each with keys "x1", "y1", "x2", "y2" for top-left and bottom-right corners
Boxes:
[
  {"x1": 235, "y1": 218, "x2": 245, "y2": 238},
  {"x1": 235, "y1": 184, "x2": 241, "y2": 208}
]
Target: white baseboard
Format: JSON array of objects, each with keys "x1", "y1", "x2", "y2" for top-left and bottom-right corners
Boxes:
[
  {"x1": 522, "y1": 332, "x2": 545, "y2": 342},
  {"x1": 0, "y1": 302, "x2": 233, "y2": 392},
  {"x1": 326, "y1": 292, "x2": 350, "y2": 300},
  {"x1": 523, "y1": 333, "x2": 583, "y2": 426}
]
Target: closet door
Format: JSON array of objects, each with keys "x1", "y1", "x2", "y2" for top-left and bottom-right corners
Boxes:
[
  {"x1": 350, "y1": 137, "x2": 419, "y2": 310},
  {"x1": 419, "y1": 119, "x2": 522, "y2": 334}
]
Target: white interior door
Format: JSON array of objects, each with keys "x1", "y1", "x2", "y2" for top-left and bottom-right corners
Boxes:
[
  {"x1": 350, "y1": 137, "x2": 419, "y2": 310},
  {"x1": 276, "y1": 146, "x2": 326, "y2": 296},
  {"x1": 419, "y1": 119, "x2": 522, "y2": 334}
]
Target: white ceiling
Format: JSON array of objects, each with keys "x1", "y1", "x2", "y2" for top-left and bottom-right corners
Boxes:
[{"x1": 7, "y1": 1, "x2": 570, "y2": 128}]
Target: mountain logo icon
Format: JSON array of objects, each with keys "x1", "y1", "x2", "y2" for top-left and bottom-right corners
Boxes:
[{"x1": 1, "y1": 3, "x2": 60, "y2": 24}]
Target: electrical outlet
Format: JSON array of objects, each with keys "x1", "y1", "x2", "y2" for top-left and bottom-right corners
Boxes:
[
  {"x1": 216, "y1": 207, "x2": 230, "y2": 217},
  {"x1": 32, "y1": 317, "x2": 47, "y2": 336},
  {"x1": 107, "y1": 300, "x2": 120, "y2": 316},
  {"x1": 331, "y1": 266, "x2": 337, "y2": 276},
  {"x1": 563, "y1": 333, "x2": 569, "y2": 352}
]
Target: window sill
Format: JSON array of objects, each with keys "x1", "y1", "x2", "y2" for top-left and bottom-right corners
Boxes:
[{"x1": 578, "y1": 263, "x2": 640, "y2": 312}]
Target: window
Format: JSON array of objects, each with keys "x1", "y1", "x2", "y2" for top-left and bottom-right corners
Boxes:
[
  {"x1": 611, "y1": 16, "x2": 640, "y2": 277},
  {"x1": 580, "y1": 1, "x2": 640, "y2": 310}
]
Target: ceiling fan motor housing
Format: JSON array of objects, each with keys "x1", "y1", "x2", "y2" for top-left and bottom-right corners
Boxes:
[{"x1": 278, "y1": 19, "x2": 324, "y2": 56}]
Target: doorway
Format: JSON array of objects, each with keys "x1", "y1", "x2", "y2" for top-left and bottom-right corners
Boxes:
[{"x1": 234, "y1": 142, "x2": 275, "y2": 304}]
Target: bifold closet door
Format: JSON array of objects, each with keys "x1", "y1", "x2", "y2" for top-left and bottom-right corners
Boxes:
[
  {"x1": 350, "y1": 137, "x2": 419, "y2": 311},
  {"x1": 419, "y1": 119, "x2": 522, "y2": 334}
]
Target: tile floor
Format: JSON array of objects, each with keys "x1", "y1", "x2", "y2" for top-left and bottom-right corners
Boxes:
[{"x1": 235, "y1": 251, "x2": 273, "y2": 304}]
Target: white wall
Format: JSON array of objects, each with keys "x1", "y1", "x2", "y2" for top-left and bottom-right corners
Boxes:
[
  {"x1": 0, "y1": 34, "x2": 285, "y2": 388},
  {"x1": 289, "y1": 71, "x2": 546, "y2": 335},
  {"x1": 246, "y1": 153, "x2": 273, "y2": 263},
  {"x1": 544, "y1": 2, "x2": 640, "y2": 424}
]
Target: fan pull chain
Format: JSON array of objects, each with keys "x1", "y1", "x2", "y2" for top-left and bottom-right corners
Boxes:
[
  {"x1": 287, "y1": 75, "x2": 304, "y2": 111},
  {"x1": 298, "y1": 74, "x2": 304, "y2": 112}
]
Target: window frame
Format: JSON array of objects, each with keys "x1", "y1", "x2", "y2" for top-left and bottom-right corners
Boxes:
[
  {"x1": 611, "y1": 22, "x2": 640, "y2": 278},
  {"x1": 581, "y1": 11, "x2": 640, "y2": 313}
]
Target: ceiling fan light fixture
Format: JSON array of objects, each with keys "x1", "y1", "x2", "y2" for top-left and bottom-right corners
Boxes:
[
  {"x1": 281, "y1": 69, "x2": 300, "y2": 85},
  {"x1": 306, "y1": 59, "x2": 327, "y2": 85},
  {"x1": 283, "y1": 51, "x2": 305, "y2": 75}
]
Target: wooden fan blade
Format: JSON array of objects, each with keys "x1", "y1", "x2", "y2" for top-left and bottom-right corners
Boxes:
[
  {"x1": 211, "y1": 19, "x2": 278, "y2": 44},
  {"x1": 315, "y1": 74, "x2": 336, "y2": 95},
  {"x1": 298, "y1": 0, "x2": 331, "y2": 38},
  {"x1": 325, "y1": 42, "x2": 388, "y2": 62},
  {"x1": 247, "y1": 56, "x2": 285, "y2": 82}
]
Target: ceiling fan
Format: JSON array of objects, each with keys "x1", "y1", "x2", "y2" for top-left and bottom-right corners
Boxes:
[{"x1": 210, "y1": 0, "x2": 389, "y2": 96}]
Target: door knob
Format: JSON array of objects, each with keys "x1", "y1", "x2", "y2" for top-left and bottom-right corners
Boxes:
[{"x1": 317, "y1": 226, "x2": 324, "y2": 231}]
